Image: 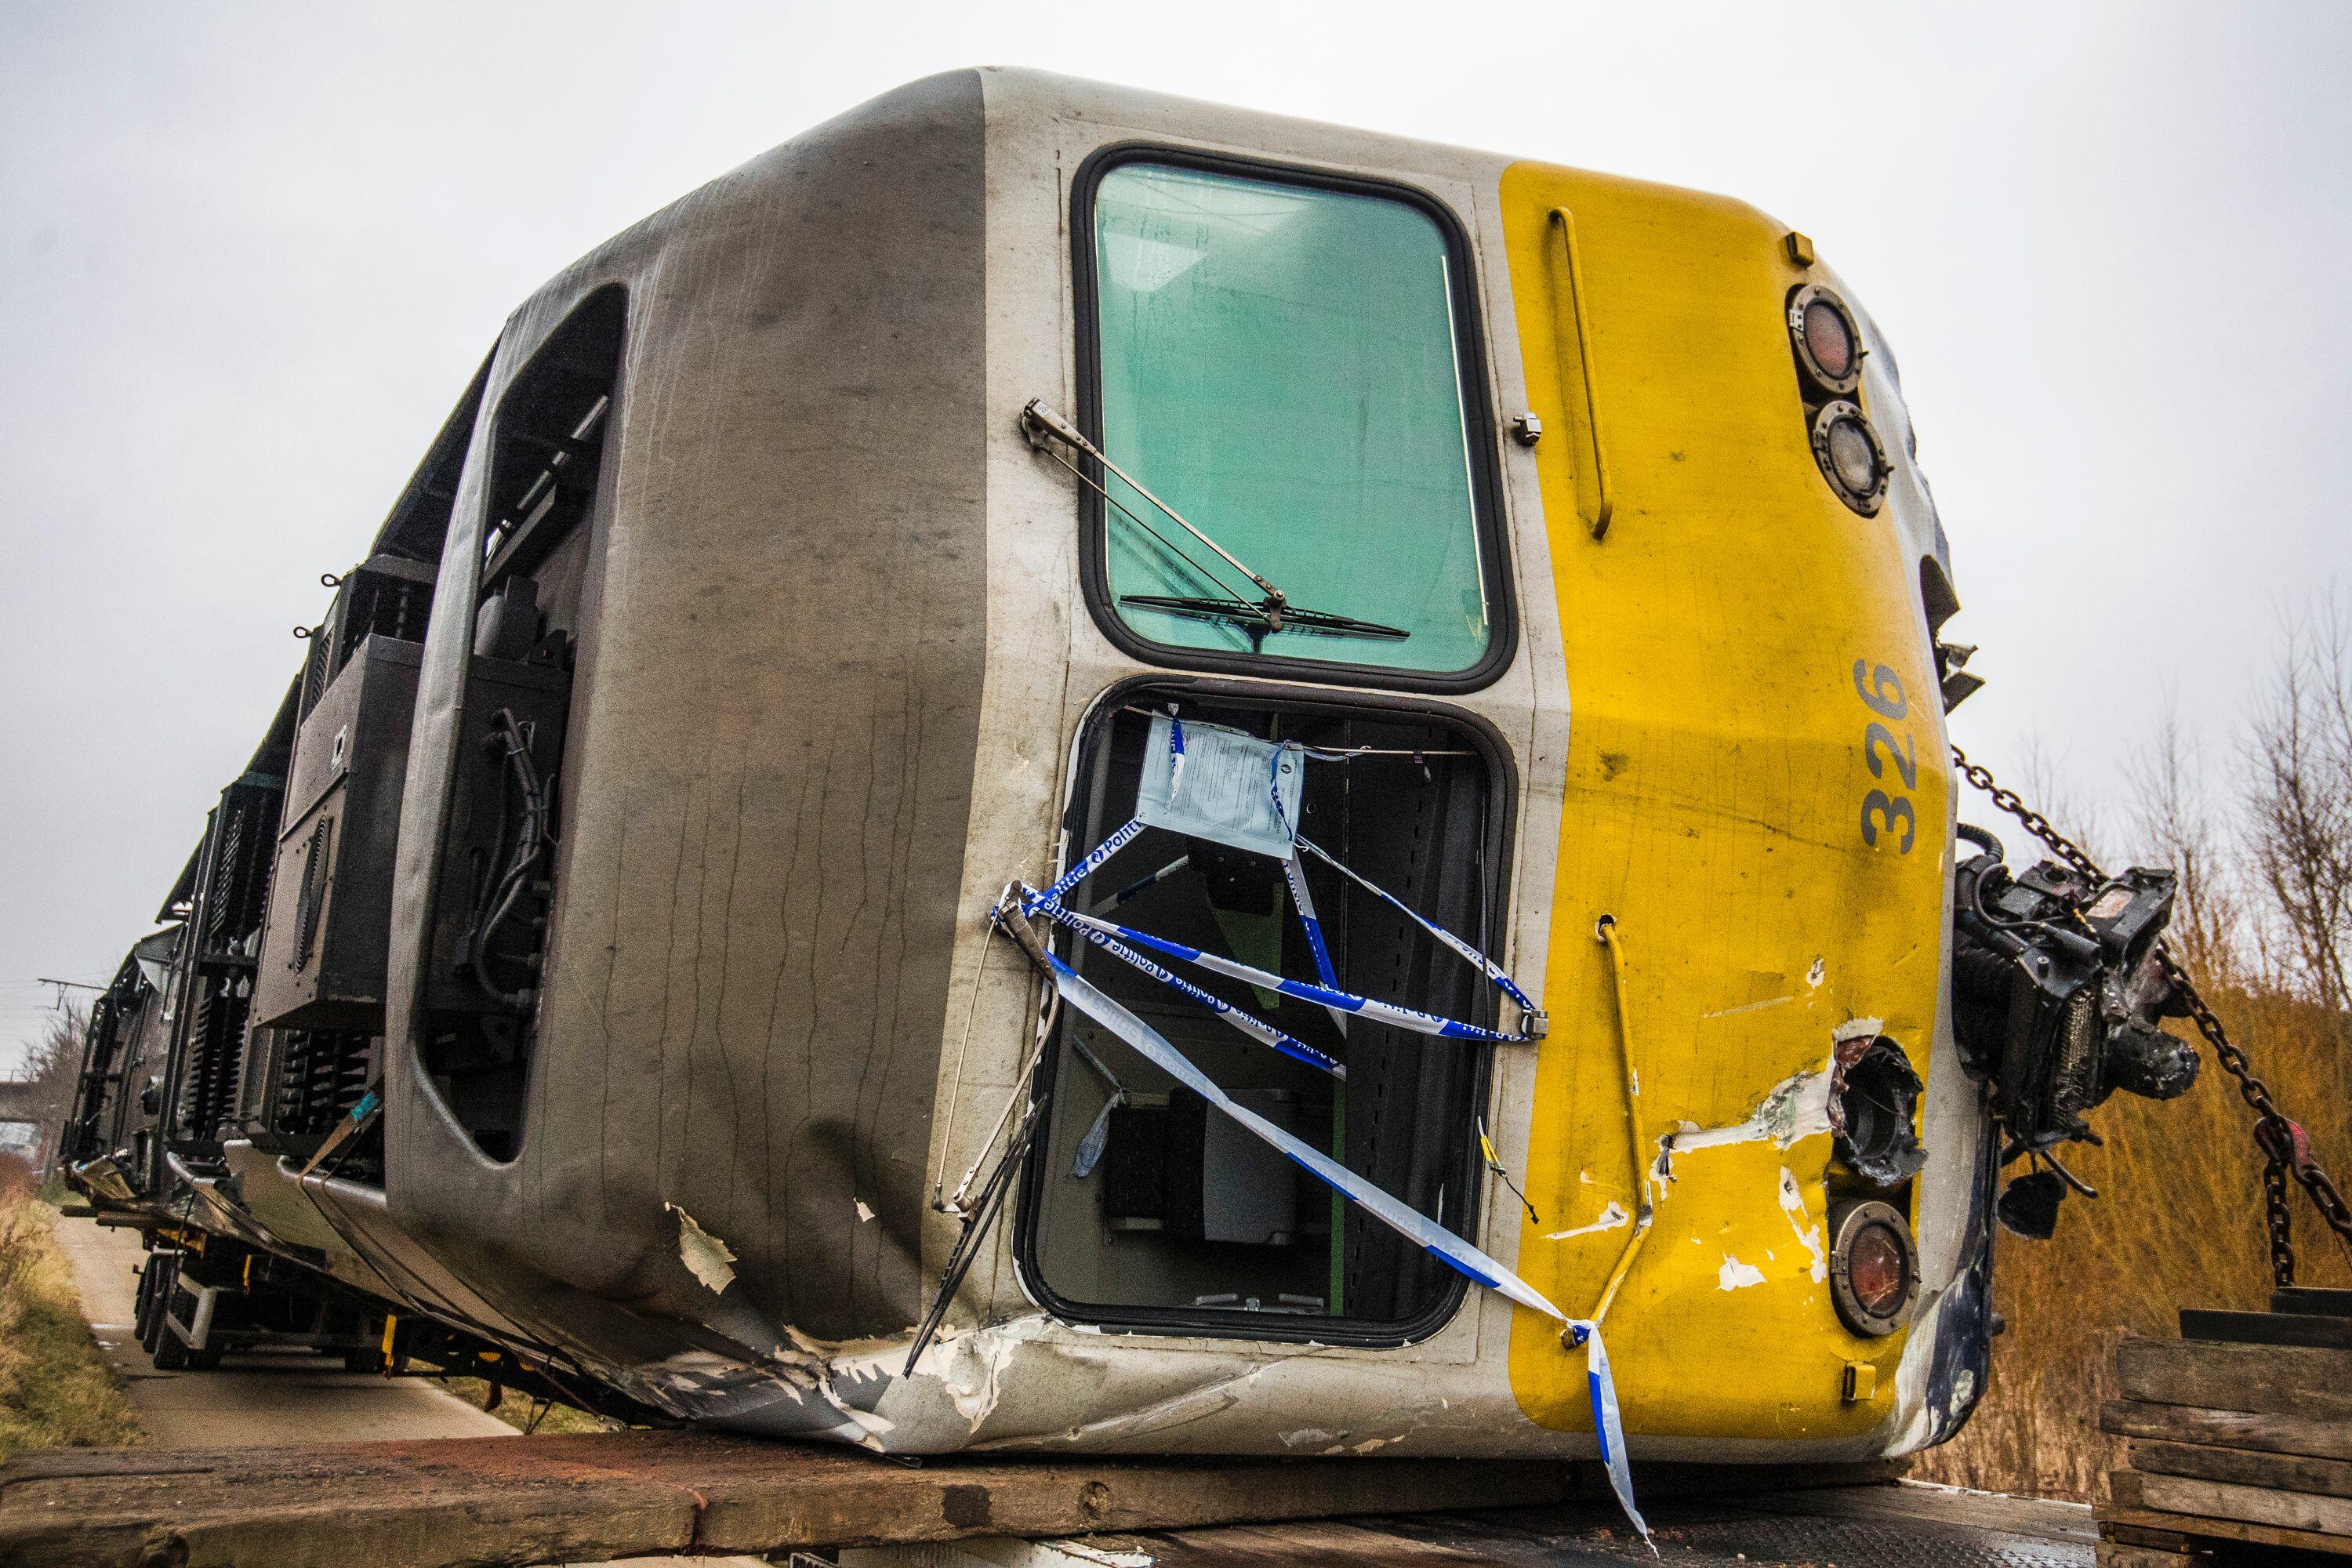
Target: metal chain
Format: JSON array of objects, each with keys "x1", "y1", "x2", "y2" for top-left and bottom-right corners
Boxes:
[{"x1": 1951, "y1": 743, "x2": 2352, "y2": 1289}]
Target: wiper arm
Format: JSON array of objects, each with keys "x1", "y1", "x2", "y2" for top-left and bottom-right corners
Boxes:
[
  {"x1": 1022, "y1": 399, "x2": 1290, "y2": 622},
  {"x1": 1120, "y1": 594, "x2": 1410, "y2": 641}
]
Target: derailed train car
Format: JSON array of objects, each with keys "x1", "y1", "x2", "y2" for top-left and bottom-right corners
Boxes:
[{"x1": 66, "y1": 69, "x2": 2197, "y2": 1464}]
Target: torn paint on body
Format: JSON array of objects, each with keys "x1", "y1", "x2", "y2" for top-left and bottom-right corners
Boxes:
[{"x1": 668, "y1": 1204, "x2": 739, "y2": 1297}]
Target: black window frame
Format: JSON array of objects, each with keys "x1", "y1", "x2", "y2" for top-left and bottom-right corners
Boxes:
[
  {"x1": 1010, "y1": 673, "x2": 1519, "y2": 1348},
  {"x1": 1071, "y1": 143, "x2": 1519, "y2": 696}
]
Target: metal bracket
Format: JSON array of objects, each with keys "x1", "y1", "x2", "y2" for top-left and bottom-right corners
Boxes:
[{"x1": 165, "y1": 1280, "x2": 223, "y2": 1351}]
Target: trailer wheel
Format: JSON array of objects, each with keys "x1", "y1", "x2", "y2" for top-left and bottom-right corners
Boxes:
[
  {"x1": 136, "y1": 1256, "x2": 171, "y2": 1356},
  {"x1": 147, "y1": 1257, "x2": 191, "y2": 1370},
  {"x1": 151, "y1": 1320, "x2": 191, "y2": 1370},
  {"x1": 132, "y1": 1259, "x2": 160, "y2": 1350}
]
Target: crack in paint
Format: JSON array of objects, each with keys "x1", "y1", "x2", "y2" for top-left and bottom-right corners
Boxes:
[
  {"x1": 1780, "y1": 1166, "x2": 1829, "y2": 1283},
  {"x1": 1544, "y1": 1200, "x2": 1631, "y2": 1241}
]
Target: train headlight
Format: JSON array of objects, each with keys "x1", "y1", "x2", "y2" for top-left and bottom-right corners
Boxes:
[
  {"x1": 1811, "y1": 401, "x2": 1888, "y2": 514},
  {"x1": 1788, "y1": 284, "x2": 1863, "y2": 395},
  {"x1": 1828, "y1": 1200, "x2": 1918, "y2": 1337}
]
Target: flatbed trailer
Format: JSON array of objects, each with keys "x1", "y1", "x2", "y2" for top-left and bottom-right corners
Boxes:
[{"x1": 0, "y1": 1434, "x2": 2096, "y2": 1568}]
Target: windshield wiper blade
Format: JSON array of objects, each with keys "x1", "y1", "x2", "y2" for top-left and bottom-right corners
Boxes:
[
  {"x1": 1022, "y1": 399, "x2": 1290, "y2": 614},
  {"x1": 1274, "y1": 606, "x2": 1412, "y2": 640},
  {"x1": 1120, "y1": 594, "x2": 1410, "y2": 641}
]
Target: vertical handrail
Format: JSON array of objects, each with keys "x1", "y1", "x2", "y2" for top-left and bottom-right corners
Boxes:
[
  {"x1": 1547, "y1": 208, "x2": 1614, "y2": 541},
  {"x1": 1577, "y1": 915, "x2": 1653, "y2": 1334}
]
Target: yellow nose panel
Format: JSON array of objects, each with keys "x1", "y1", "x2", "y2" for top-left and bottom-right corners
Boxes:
[{"x1": 1497, "y1": 160, "x2": 1949, "y2": 1441}]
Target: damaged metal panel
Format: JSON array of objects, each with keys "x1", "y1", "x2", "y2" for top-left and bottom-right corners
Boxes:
[
  {"x1": 71, "y1": 67, "x2": 2209, "y2": 1479},
  {"x1": 376, "y1": 69, "x2": 992, "y2": 1370}
]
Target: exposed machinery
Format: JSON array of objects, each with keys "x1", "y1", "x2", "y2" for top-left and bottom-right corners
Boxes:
[{"x1": 64, "y1": 70, "x2": 2206, "y2": 1477}]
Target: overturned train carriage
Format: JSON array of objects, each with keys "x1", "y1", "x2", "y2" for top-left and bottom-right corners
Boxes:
[{"x1": 67, "y1": 68, "x2": 2195, "y2": 1462}]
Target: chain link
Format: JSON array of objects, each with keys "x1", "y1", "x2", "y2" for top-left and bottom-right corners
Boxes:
[{"x1": 1951, "y1": 743, "x2": 2352, "y2": 1289}]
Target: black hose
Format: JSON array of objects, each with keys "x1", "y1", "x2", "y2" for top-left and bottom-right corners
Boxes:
[
  {"x1": 466, "y1": 709, "x2": 554, "y2": 1011},
  {"x1": 1956, "y1": 822, "x2": 2005, "y2": 862}
]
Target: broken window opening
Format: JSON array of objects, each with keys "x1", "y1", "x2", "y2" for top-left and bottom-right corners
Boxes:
[
  {"x1": 420, "y1": 285, "x2": 623, "y2": 1163},
  {"x1": 1014, "y1": 684, "x2": 1515, "y2": 1345}
]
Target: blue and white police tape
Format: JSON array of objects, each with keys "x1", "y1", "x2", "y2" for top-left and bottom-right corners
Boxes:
[
  {"x1": 1564, "y1": 1319, "x2": 1650, "y2": 1544},
  {"x1": 1295, "y1": 835, "x2": 1538, "y2": 1014},
  {"x1": 1023, "y1": 888, "x2": 1344, "y2": 1076},
  {"x1": 1040, "y1": 900, "x2": 1536, "y2": 1044},
  {"x1": 1045, "y1": 955, "x2": 1552, "y2": 1312},
  {"x1": 1039, "y1": 952, "x2": 1647, "y2": 1544},
  {"x1": 1282, "y1": 851, "x2": 1348, "y2": 1037},
  {"x1": 1032, "y1": 816, "x2": 1147, "y2": 911}
]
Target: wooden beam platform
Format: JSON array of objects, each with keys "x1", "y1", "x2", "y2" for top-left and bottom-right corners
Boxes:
[
  {"x1": 0, "y1": 1434, "x2": 1946, "y2": 1568},
  {"x1": 2, "y1": 1431, "x2": 1589, "y2": 1568}
]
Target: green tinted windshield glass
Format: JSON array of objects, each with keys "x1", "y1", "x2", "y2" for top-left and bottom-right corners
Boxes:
[{"x1": 1092, "y1": 162, "x2": 1492, "y2": 675}]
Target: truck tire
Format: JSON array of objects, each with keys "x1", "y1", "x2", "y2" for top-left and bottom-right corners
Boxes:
[
  {"x1": 132, "y1": 1260, "x2": 160, "y2": 1351},
  {"x1": 136, "y1": 1256, "x2": 170, "y2": 1356},
  {"x1": 148, "y1": 1258, "x2": 191, "y2": 1370}
]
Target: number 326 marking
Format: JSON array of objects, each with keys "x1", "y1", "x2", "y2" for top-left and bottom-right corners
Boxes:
[{"x1": 1853, "y1": 659, "x2": 1916, "y2": 853}]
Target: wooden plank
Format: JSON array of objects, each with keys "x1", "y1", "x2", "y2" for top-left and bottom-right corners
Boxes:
[
  {"x1": 2181, "y1": 1308, "x2": 2352, "y2": 1350},
  {"x1": 2102, "y1": 1498, "x2": 2352, "y2": 1559},
  {"x1": 2277, "y1": 1287, "x2": 2352, "y2": 1319},
  {"x1": 2096, "y1": 1544, "x2": 2208, "y2": 1566},
  {"x1": 2102, "y1": 1397, "x2": 2352, "y2": 1461},
  {"x1": 2123, "y1": 1468, "x2": 2352, "y2": 1537},
  {"x1": 2102, "y1": 1519, "x2": 2200, "y2": 1553},
  {"x1": 0, "y1": 1431, "x2": 1576, "y2": 1568},
  {"x1": 2116, "y1": 1335, "x2": 2352, "y2": 1421},
  {"x1": 2129, "y1": 1438, "x2": 2352, "y2": 1499}
]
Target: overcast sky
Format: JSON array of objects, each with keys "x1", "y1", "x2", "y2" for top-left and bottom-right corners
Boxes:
[{"x1": 3, "y1": 2, "x2": 2347, "y2": 1071}]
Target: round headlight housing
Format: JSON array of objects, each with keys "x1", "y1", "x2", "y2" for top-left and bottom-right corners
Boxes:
[
  {"x1": 1788, "y1": 284, "x2": 1863, "y2": 395},
  {"x1": 1811, "y1": 401, "x2": 1889, "y2": 514},
  {"x1": 1828, "y1": 1199, "x2": 1920, "y2": 1338}
]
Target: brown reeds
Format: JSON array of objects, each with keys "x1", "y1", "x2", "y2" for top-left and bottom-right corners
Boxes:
[{"x1": 1913, "y1": 597, "x2": 2352, "y2": 1500}]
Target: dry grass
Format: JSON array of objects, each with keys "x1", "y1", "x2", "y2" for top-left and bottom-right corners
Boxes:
[
  {"x1": 0, "y1": 1164, "x2": 140, "y2": 1458},
  {"x1": 433, "y1": 1374, "x2": 618, "y2": 1436},
  {"x1": 1910, "y1": 986, "x2": 2351, "y2": 1501}
]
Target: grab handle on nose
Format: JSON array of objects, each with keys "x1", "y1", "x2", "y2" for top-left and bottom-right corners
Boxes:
[{"x1": 1547, "y1": 208, "x2": 1614, "y2": 541}]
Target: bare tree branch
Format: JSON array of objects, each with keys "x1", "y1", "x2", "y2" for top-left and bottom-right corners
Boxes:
[
  {"x1": 2125, "y1": 699, "x2": 2246, "y2": 987},
  {"x1": 2243, "y1": 591, "x2": 2352, "y2": 1023}
]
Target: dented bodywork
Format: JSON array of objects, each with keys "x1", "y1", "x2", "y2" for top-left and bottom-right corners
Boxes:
[{"x1": 61, "y1": 68, "x2": 2045, "y2": 1467}]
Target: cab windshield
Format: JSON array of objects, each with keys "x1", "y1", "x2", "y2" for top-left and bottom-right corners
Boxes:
[{"x1": 1090, "y1": 161, "x2": 1495, "y2": 677}]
